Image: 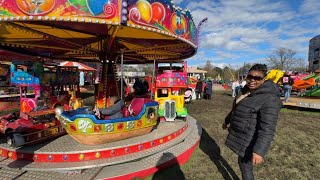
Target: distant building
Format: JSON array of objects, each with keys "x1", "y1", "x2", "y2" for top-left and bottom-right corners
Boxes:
[
  {"x1": 309, "y1": 35, "x2": 320, "y2": 72},
  {"x1": 187, "y1": 66, "x2": 207, "y2": 79}
]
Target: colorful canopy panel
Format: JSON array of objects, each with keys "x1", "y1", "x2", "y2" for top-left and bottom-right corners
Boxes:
[{"x1": 0, "y1": 0, "x2": 207, "y2": 64}]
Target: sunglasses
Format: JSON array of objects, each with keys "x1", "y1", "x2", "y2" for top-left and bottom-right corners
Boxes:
[{"x1": 246, "y1": 74, "x2": 264, "y2": 81}]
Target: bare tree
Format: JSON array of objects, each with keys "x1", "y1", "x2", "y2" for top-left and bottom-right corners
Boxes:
[
  {"x1": 223, "y1": 66, "x2": 234, "y2": 82},
  {"x1": 198, "y1": 60, "x2": 215, "y2": 78},
  {"x1": 210, "y1": 67, "x2": 223, "y2": 80},
  {"x1": 203, "y1": 60, "x2": 214, "y2": 72},
  {"x1": 291, "y1": 58, "x2": 308, "y2": 72},
  {"x1": 266, "y1": 48, "x2": 296, "y2": 71},
  {"x1": 141, "y1": 64, "x2": 154, "y2": 75},
  {"x1": 210, "y1": 68, "x2": 221, "y2": 79}
]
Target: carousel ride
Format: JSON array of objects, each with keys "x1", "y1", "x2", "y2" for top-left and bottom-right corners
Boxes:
[{"x1": 0, "y1": 0, "x2": 207, "y2": 179}]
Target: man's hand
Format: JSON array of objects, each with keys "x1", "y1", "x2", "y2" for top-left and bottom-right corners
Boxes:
[
  {"x1": 252, "y1": 152, "x2": 264, "y2": 165},
  {"x1": 93, "y1": 107, "x2": 101, "y2": 119},
  {"x1": 222, "y1": 123, "x2": 229, "y2": 130}
]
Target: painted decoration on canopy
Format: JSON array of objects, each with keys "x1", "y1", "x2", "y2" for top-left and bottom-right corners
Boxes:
[
  {"x1": 0, "y1": 0, "x2": 120, "y2": 22},
  {"x1": 127, "y1": 0, "x2": 197, "y2": 44},
  {"x1": 87, "y1": 0, "x2": 117, "y2": 17},
  {"x1": 15, "y1": 0, "x2": 56, "y2": 15},
  {"x1": 1, "y1": 0, "x2": 198, "y2": 45}
]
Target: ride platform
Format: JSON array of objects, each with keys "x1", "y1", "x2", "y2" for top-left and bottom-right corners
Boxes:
[
  {"x1": 282, "y1": 96, "x2": 320, "y2": 109},
  {"x1": 0, "y1": 116, "x2": 201, "y2": 179}
]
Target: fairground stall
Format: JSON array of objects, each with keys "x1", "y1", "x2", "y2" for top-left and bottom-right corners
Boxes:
[
  {"x1": 0, "y1": 62, "x2": 20, "y2": 111},
  {"x1": 0, "y1": 0, "x2": 207, "y2": 179}
]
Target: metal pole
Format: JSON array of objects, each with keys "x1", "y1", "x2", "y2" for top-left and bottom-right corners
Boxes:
[
  {"x1": 151, "y1": 48, "x2": 156, "y2": 99},
  {"x1": 120, "y1": 50, "x2": 124, "y2": 100},
  {"x1": 151, "y1": 59, "x2": 156, "y2": 99}
]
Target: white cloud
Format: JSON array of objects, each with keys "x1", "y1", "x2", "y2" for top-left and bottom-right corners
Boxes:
[
  {"x1": 200, "y1": 27, "x2": 275, "y2": 52},
  {"x1": 300, "y1": 0, "x2": 320, "y2": 16},
  {"x1": 214, "y1": 50, "x2": 239, "y2": 60},
  {"x1": 183, "y1": 0, "x2": 319, "y2": 68},
  {"x1": 188, "y1": 0, "x2": 294, "y2": 29}
]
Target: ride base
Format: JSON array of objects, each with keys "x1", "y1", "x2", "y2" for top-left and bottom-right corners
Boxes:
[
  {"x1": 0, "y1": 116, "x2": 201, "y2": 179},
  {"x1": 282, "y1": 97, "x2": 320, "y2": 109}
]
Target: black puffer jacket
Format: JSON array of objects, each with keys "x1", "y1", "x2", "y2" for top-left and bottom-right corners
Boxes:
[{"x1": 225, "y1": 80, "x2": 282, "y2": 158}]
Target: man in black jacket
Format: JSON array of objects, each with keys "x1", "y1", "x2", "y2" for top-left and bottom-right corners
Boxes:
[
  {"x1": 223, "y1": 64, "x2": 282, "y2": 180},
  {"x1": 204, "y1": 79, "x2": 213, "y2": 100}
]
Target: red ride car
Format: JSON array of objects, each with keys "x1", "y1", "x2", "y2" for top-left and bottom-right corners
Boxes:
[{"x1": 0, "y1": 109, "x2": 65, "y2": 147}]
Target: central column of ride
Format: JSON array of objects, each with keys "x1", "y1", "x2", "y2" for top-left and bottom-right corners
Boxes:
[{"x1": 95, "y1": 40, "x2": 119, "y2": 108}]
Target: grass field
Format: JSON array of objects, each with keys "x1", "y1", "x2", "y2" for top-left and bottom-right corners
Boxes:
[{"x1": 145, "y1": 90, "x2": 320, "y2": 180}]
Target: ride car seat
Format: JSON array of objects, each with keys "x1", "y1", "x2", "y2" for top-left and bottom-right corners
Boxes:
[
  {"x1": 122, "y1": 107, "x2": 130, "y2": 117},
  {"x1": 128, "y1": 98, "x2": 154, "y2": 116}
]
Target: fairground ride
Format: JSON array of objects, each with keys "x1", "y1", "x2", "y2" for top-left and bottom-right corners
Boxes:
[{"x1": 153, "y1": 62, "x2": 188, "y2": 121}]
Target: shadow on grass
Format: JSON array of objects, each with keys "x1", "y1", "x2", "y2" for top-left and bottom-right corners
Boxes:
[
  {"x1": 152, "y1": 152, "x2": 185, "y2": 180},
  {"x1": 223, "y1": 92, "x2": 233, "y2": 97},
  {"x1": 200, "y1": 128, "x2": 240, "y2": 180}
]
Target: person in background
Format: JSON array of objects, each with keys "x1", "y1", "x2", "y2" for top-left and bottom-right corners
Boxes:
[
  {"x1": 241, "y1": 79, "x2": 247, "y2": 89},
  {"x1": 232, "y1": 80, "x2": 240, "y2": 97},
  {"x1": 195, "y1": 79, "x2": 203, "y2": 100},
  {"x1": 133, "y1": 77, "x2": 145, "y2": 96},
  {"x1": 79, "y1": 71, "x2": 84, "y2": 86},
  {"x1": 142, "y1": 80, "x2": 149, "y2": 94},
  {"x1": 203, "y1": 82, "x2": 208, "y2": 99},
  {"x1": 281, "y1": 72, "x2": 294, "y2": 102},
  {"x1": 223, "y1": 64, "x2": 282, "y2": 180},
  {"x1": 205, "y1": 79, "x2": 213, "y2": 100},
  {"x1": 235, "y1": 80, "x2": 241, "y2": 97}
]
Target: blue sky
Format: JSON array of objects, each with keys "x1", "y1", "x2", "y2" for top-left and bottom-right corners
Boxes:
[{"x1": 173, "y1": 0, "x2": 320, "y2": 68}]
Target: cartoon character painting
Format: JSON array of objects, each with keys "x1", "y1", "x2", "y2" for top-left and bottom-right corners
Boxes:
[
  {"x1": 16, "y1": 0, "x2": 55, "y2": 15},
  {"x1": 171, "y1": 10, "x2": 186, "y2": 36},
  {"x1": 146, "y1": 107, "x2": 156, "y2": 124}
]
